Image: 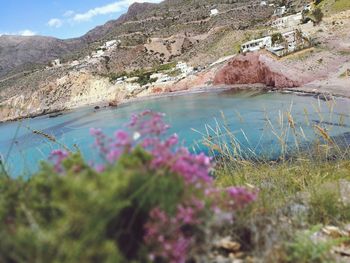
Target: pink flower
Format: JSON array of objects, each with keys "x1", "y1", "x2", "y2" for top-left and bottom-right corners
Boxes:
[
  {"x1": 85, "y1": 111, "x2": 258, "y2": 262},
  {"x1": 114, "y1": 130, "x2": 130, "y2": 145},
  {"x1": 90, "y1": 127, "x2": 103, "y2": 136},
  {"x1": 95, "y1": 164, "x2": 105, "y2": 173},
  {"x1": 106, "y1": 149, "x2": 122, "y2": 163},
  {"x1": 226, "y1": 187, "x2": 258, "y2": 209},
  {"x1": 49, "y1": 149, "x2": 69, "y2": 173}
]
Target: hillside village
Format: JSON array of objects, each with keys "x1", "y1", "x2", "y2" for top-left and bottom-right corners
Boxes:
[
  {"x1": 46, "y1": 1, "x2": 317, "y2": 88},
  {"x1": 240, "y1": 2, "x2": 316, "y2": 57},
  {"x1": 47, "y1": 1, "x2": 320, "y2": 84},
  {"x1": 0, "y1": 0, "x2": 349, "y2": 122},
  {"x1": 2, "y1": 1, "x2": 350, "y2": 262}
]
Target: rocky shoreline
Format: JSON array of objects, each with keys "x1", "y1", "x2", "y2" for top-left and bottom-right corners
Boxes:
[
  {"x1": 3, "y1": 5, "x2": 350, "y2": 125},
  {"x1": 1, "y1": 49, "x2": 350, "y2": 123},
  {"x1": 1, "y1": 85, "x2": 345, "y2": 125}
]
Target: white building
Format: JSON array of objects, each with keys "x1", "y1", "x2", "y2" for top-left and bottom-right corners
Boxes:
[
  {"x1": 304, "y1": 4, "x2": 312, "y2": 11},
  {"x1": 92, "y1": 50, "x2": 105, "y2": 58},
  {"x1": 150, "y1": 72, "x2": 166, "y2": 80},
  {"x1": 176, "y1": 62, "x2": 193, "y2": 75},
  {"x1": 70, "y1": 60, "x2": 79, "y2": 67},
  {"x1": 156, "y1": 75, "x2": 172, "y2": 83},
  {"x1": 51, "y1": 59, "x2": 61, "y2": 67},
  {"x1": 271, "y1": 12, "x2": 302, "y2": 29},
  {"x1": 273, "y1": 6, "x2": 286, "y2": 17},
  {"x1": 105, "y1": 40, "x2": 117, "y2": 48},
  {"x1": 241, "y1": 30, "x2": 309, "y2": 56},
  {"x1": 241, "y1": 36, "x2": 272, "y2": 53},
  {"x1": 100, "y1": 39, "x2": 120, "y2": 50},
  {"x1": 210, "y1": 9, "x2": 219, "y2": 16},
  {"x1": 267, "y1": 30, "x2": 309, "y2": 57}
]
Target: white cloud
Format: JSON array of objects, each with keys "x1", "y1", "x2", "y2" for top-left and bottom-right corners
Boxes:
[
  {"x1": 73, "y1": 0, "x2": 162, "y2": 22},
  {"x1": 18, "y1": 30, "x2": 36, "y2": 36},
  {"x1": 63, "y1": 10, "x2": 75, "y2": 17},
  {"x1": 48, "y1": 18, "x2": 63, "y2": 28},
  {"x1": 0, "y1": 30, "x2": 37, "y2": 36}
]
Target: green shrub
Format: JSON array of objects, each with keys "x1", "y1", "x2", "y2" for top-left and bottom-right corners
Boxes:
[
  {"x1": 286, "y1": 226, "x2": 337, "y2": 263},
  {"x1": 271, "y1": 33, "x2": 284, "y2": 46},
  {"x1": 0, "y1": 111, "x2": 256, "y2": 263},
  {"x1": 312, "y1": 8, "x2": 324, "y2": 24}
]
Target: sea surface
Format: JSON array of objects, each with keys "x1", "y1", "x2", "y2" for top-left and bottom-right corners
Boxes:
[{"x1": 1, "y1": 90, "x2": 350, "y2": 176}]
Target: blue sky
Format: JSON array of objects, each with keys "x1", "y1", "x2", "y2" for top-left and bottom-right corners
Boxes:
[{"x1": 0, "y1": 0, "x2": 162, "y2": 39}]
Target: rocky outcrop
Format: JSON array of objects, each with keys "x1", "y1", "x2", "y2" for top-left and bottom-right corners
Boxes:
[
  {"x1": 0, "y1": 72, "x2": 135, "y2": 122},
  {"x1": 213, "y1": 52, "x2": 301, "y2": 88}
]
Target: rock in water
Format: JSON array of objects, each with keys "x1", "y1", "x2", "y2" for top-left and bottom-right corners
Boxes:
[{"x1": 108, "y1": 101, "x2": 118, "y2": 107}]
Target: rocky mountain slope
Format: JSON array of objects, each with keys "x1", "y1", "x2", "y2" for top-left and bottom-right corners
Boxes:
[
  {"x1": 7, "y1": 0, "x2": 350, "y2": 123},
  {"x1": 0, "y1": 35, "x2": 86, "y2": 78},
  {"x1": 0, "y1": 0, "x2": 274, "y2": 81}
]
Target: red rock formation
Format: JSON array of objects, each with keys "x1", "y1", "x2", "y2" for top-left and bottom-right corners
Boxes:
[{"x1": 213, "y1": 52, "x2": 301, "y2": 88}]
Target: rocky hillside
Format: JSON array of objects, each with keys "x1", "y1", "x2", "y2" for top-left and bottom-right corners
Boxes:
[
  {"x1": 0, "y1": 0, "x2": 274, "y2": 81},
  {"x1": 0, "y1": 0, "x2": 282, "y2": 121},
  {"x1": 0, "y1": 36, "x2": 86, "y2": 78}
]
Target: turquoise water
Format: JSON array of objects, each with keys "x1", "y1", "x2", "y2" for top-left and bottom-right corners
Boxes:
[{"x1": 1, "y1": 90, "x2": 350, "y2": 176}]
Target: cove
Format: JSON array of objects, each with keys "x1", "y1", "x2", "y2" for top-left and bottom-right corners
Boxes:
[{"x1": 1, "y1": 89, "x2": 350, "y2": 177}]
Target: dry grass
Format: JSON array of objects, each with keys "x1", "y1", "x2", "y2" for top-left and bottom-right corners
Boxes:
[{"x1": 194, "y1": 96, "x2": 350, "y2": 262}]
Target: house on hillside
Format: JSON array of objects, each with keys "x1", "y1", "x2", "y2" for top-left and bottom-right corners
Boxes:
[
  {"x1": 266, "y1": 30, "x2": 310, "y2": 57},
  {"x1": 100, "y1": 39, "x2": 120, "y2": 50},
  {"x1": 240, "y1": 36, "x2": 272, "y2": 53},
  {"x1": 176, "y1": 62, "x2": 193, "y2": 75},
  {"x1": 304, "y1": 4, "x2": 312, "y2": 12},
  {"x1": 210, "y1": 9, "x2": 219, "y2": 16},
  {"x1": 105, "y1": 40, "x2": 117, "y2": 48},
  {"x1": 271, "y1": 13, "x2": 303, "y2": 29},
  {"x1": 92, "y1": 50, "x2": 104, "y2": 58},
  {"x1": 241, "y1": 30, "x2": 310, "y2": 57},
  {"x1": 273, "y1": 6, "x2": 286, "y2": 17},
  {"x1": 70, "y1": 60, "x2": 79, "y2": 67},
  {"x1": 50, "y1": 59, "x2": 61, "y2": 67}
]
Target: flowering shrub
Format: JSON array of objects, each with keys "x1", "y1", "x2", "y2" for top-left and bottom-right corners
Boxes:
[
  {"x1": 0, "y1": 111, "x2": 257, "y2": 263},
  {"x1": 88, "y1": 110, "x2": 257, "y2": 262}
]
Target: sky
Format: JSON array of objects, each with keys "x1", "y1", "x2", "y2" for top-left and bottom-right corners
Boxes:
[{"x1": 0, "y1": 0, "x2": 162, "y2": 39}]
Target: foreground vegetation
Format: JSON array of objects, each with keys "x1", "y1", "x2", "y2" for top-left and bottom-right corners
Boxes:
[
  {"x1": 1, "y1": 108, "x2": 350, "y2": 262},
  {"x1": 0, "y1": 111, "x2": 256, "y2": 263},
  {"x1": 215, "y1": 160, "x2": 350, "y2": 262}
]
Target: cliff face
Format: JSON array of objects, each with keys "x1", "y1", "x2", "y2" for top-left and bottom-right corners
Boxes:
[
  {"x1": 213, "y1": 53, "x2": 301, "y2": 88},
  {"x1": 0, "y1": 72, "x2": 134, "y2": 122}
]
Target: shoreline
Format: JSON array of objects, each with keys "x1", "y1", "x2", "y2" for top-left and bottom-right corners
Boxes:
[{"x1": 1, "y1": 83, "x2": 348, "y2": 124}]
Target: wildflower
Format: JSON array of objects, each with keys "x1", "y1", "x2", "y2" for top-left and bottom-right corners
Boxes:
[
  {"x1": 87, "y1": 110, "x2": 258, "y2": 262},
  {"x1": 49, "y1": 149, "x2": 69, "y2": 173},
  {"x1": 89, "y1": 127, "x2": 103, "y2": 136},
  {"x1": 114, "y1": 130, "x2": 130, "y2": 145},
  {"x1": 226, "y1": 186, "x2": 258, "y2": 209},
  {"x1": 95, "y1": 164, "x2": 105, "y2": 173}
]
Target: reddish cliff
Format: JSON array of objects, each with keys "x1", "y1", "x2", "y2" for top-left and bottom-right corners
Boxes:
[{"x1": 213, "y1": 52, "x2": 301, "y2": 88}]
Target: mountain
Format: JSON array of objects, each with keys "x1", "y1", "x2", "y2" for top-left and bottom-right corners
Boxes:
[
  {"x1": 0, "y1": 0, "x2": 275, "y2": 80},
  {"x1": 82, "y1": 2, "x2": 158, "y2": 42},
  {"x1": 0, "y1": 35, "x2": 87, "y2": 78}
]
